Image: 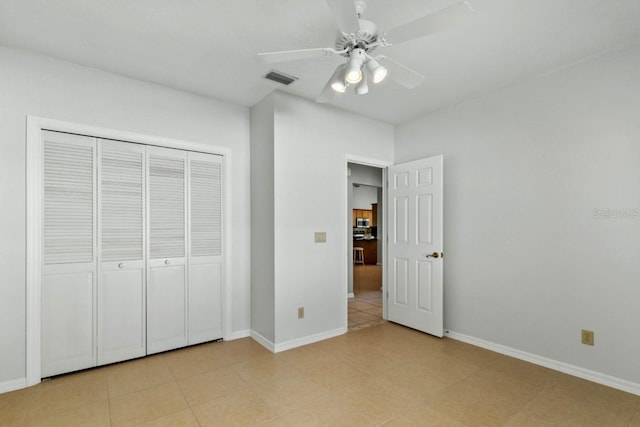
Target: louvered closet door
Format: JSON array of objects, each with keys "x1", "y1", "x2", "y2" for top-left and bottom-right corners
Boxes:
[
  {"x1": 97, "y1": 140, "x2": 146, "y2": 365},
  {"x1": 146, "y1": 146, "x2": 188, "y2": 354},
  {"x1": 188, "y1": 152, "x2": 223, "y2": 344},
  {"x1": 41, "y1": 131, "x2": 97, "y2": 377}
]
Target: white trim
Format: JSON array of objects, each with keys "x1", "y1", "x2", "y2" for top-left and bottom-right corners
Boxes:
[
  {"x1": 381, "y1": 167, "x2": 388, "y2": 321},
  {"x1": 26, "y1": 116, "x2": 233, "y2": 388},
  {"x1": 250, "y1": 330, "x2": 276, "y2": 353},
  {"x1": 222, "y1": 152, "x2": 233, "y2": 341},
  {"x1": 28, "y1": 117, "x2": 232, "y2": 155},
  {"x1": 345, "y1": 154, "x2": 393, "y2": 169},
  {"x1": 227, "y1": 329, "x2": 251, "y2": 341},
  {"x1": 273, "y1": 327, "x2": 346, "y2": 353},
  {"x1": 26, "y1": 118, "x2": 43, "y2": 386},
  {"x1": 0, "y1": 378, "x2": 27, "y2": 394},
  {"x1": 445, "y1": 330, "x2": 640, "y2": 397},
  {"x1": 250, "y1": 327, "x2": 346, "y2": 354},
  {"x1": 348, "y1": 293, "x2": 355, "y2": 299}
]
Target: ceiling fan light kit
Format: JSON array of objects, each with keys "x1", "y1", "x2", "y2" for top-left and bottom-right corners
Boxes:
[{"x1": 257, "y1": 0, "x2": 473, "y2": 102}]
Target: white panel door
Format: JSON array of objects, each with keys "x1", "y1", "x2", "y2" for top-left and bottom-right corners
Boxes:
[
  {"x1": 146, "y1": 146, "x2": 188, "y2": 354},
  {"x1": 387, "y1": 155, "x2": 444, "y2": 336},
  {"x1": 188, "y1": 152, "x2": 223, "y2": 344},
  {"x1": 41, "y1": 131, "x2": 97, "y2": 377},
  {"x1": 97, "y1": 140, "x2": 146, "y2": 365}
]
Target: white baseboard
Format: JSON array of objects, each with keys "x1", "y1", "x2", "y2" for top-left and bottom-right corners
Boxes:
[
  {"x1": 227, "y1": 329, "x2": 251, "y2": 341},
  {"x1": 274, "y1": 327, "x2": 346, "y2": 353},
  {"x1": 0, "y1": 377, "x2": 27, "y2": 395},
  {"x1": 250, "y1": 330, "x2": 276, "y2": 352},
  {"x1": 348, "y1": 293, "x2": 355, "y2": 298},
  {"x1": 445, "y1": 330, "x2": 640, "y2": 397},
  {"x1": 251, "y1": 327, "x2": 347, "y2": 354}
]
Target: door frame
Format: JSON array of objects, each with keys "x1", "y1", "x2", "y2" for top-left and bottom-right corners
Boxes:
[
  {"x1": 344, "y1": 155, "x2": 392, "y2": 326},
  {"x1": 26, "y1": 116, "x2": 231, "y2": 386}
]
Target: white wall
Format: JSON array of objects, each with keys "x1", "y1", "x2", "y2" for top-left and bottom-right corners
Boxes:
[
  {"x1": 395, "y1": 45, "x2": 640, "y2": 386},
  {"x1": 250, "y1": 95, "x2": 276, "y2": 342},
  {"x1": 0, "y1": 46, "x2": 251, "y2": 388},
  {"x1": 352, "y1": 185, "x2": 378, "y2": 210},
  {"x1": 350, "y1": 163, "x2": 383, "y2": 187},
  {"x1": 271, "y1": 92, "x2": 393, "y2": 346}
]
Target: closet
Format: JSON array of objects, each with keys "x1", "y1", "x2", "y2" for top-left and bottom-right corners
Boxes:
[{"x1": 41, "y1": 130, "x2": 223, "y2": 377}]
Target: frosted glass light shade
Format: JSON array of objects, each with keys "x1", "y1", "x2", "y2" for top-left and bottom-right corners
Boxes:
[{"x1": 367, "y1": 59, "x2": 387, "y2": 83}]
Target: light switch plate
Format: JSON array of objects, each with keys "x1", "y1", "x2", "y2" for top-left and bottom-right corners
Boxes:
[{"x1": 314, "y1": 232, "x2": 327, "y2": 243}]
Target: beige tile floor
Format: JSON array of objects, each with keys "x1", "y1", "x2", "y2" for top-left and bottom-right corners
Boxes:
[
  {"x1": 348, "y1": 290, "x2": 384, "y2": 331},
  {"x1": 2, "y1": 323, "x2": 640, "y2": 426}
]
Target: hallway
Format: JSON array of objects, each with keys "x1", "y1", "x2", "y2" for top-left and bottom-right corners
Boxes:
[{"x1": 349, "y1": 265, "x2": 384, "y2": 331}]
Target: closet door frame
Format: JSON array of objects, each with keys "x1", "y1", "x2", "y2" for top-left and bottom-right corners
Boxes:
[{"x1": 26, "y1": 116, "x2": 230, "y2": 387}]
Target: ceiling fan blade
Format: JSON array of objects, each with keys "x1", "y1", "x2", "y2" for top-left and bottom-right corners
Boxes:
[
  {"x1": 384, "y1": 1, "x2": 473, "y2": 45},
  {"x1": 325, "y1": 0, "x2": 361, "y2": 34},
  {"x1": 316, "y1": 65, "x2": 346, "y2": 103},
  {"x1": 316, "y1": 80, "x2": 338, "y2": 103},
  {"x1": 257, "y1": 47, "x2": 336, "y2": 64},
  {"x1": 377, "y1": 56, "x2": 425, "y2": 89}
]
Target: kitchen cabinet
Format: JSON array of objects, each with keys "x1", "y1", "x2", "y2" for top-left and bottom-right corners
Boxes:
[
  {"x1": 352, "y1": 209, "x2": 373, "y2": 226},
  {"x1": 371, "y1": 203, "x2": 377, "y2": 227}
]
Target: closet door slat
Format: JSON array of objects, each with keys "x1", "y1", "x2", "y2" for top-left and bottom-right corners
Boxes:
[
  {"x1": 190, "y1": 160, "x2": 222, "y2": 256},
  {"x1": 101, "y1": 146, "x2": 144, "y2": 261},
  {"x1": 148, "y1": 155, "x2": 185, "y2": 259},
  {"x1": 44, "y1": 141, "x2": 95, "y2": 264}
]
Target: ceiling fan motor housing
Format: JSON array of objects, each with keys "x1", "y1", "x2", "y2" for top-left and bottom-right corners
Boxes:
[{"x1": 335, "y1": 19, "x2": 379, "y2": 56}]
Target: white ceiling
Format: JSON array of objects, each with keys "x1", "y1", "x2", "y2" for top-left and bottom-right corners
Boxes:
[{"x1": 1, "y1": 0, "x2": 639, "y2": 124}]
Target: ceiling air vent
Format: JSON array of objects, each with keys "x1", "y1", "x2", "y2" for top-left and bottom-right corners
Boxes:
[{"x1": 264, "y1": 70, "x2": 298, "y2": 86}]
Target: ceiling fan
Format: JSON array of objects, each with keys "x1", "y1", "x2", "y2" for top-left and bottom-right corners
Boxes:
[{"x1": 257, "y1": 0, "x2": 473, "y2": 102}]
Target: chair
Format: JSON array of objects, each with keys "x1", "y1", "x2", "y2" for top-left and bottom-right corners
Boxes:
[{"x1": 353, "y1": 247, "x2": 365, "y2": 265}]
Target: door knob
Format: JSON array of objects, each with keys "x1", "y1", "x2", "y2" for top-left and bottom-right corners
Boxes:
[
  {"x1": 426, "y1": 252, "x2": 442, "y2": 258},
  {"x1": 164, "y1": 259, "x2": 171, "y2": 265},
  {"x1": 118, "y1": 263, "x2": 126, "y2": 269}
]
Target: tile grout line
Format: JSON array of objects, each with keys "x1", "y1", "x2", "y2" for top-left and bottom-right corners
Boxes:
[{"x1": 105, "y1": 371, "x2": 112, "y2": 427}]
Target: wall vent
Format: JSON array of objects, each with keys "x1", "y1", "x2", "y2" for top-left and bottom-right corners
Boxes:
[{"x1": 264, "y1": 70, "x2": 298, "y2": 86}]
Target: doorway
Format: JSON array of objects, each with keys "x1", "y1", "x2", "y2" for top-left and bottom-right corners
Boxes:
[
  {"x1": 347, "y1": 162, "x2": 385, "y2": 331},
  {"x1": 345, "y1": 155, "x2": 444, "y2": 337}
]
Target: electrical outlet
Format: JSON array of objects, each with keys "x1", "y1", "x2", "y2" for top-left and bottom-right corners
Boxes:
[
  {"x1": 581, "y1": 329, "x2": 594, "y2": 346},
  {"x1": 298, "y1": 307, "x2": 304, "y2": 319},
  {"x1": 314, "y1": 232, "x2": 326, "y2": 243}
]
